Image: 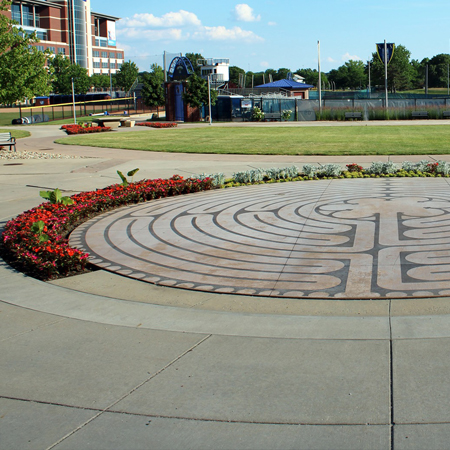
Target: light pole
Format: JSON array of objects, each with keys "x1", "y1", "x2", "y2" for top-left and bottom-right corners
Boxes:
[
  {"x1": 207, "y1": 75, "x2": 212, "y2": 126},
  {"x1": 71, "y1": 77, "x2": 77, "y2": 124}
]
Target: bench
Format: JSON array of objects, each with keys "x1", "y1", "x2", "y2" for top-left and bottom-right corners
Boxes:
[
  {"x1": 443, "y1": 111, "x2": 450, "y2": 118},
  {"x1": 0, "y1": 132, "x2": 16, "y2": 151},
  {"x1": 264, "y1": 112, "x2": 282, "y2": 121},
  {"x1": 412, "y1": 111, "x2": 428, "y2": 119},
  {"x1": 92, "y1": 117, "x2": 122, "y2": 129},
  {"x1": 344, "y1": 112, "x2": 362, "y2": 120}
]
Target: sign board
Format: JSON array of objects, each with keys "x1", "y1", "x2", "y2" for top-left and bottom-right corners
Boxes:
[
  {"x1": 107, "y1": 21, "x2": 116, "y2": 46},
  {"x1": 241, "y1": 99, "x2": 252, "y2": 108},
  {"x1": 376, "y1": 43, "x2": 395, "y2": 65}
]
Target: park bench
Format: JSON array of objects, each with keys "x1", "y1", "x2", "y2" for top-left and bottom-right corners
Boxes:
[
  {"x1": 264, "y1": 112, "x2": 282, "y2": 121},
  {"x1": 443, "y1": 111, "x2": 450, "y2": 118},
  {"x1": 344, "y1": 112, "x2": 362, "y2": 120},
  {"x1": 0, "y1": 132, "x2": 16, "y2": 151},
  {"x1": 411, "y1": 111, "x2": 428, "y2": 119}
]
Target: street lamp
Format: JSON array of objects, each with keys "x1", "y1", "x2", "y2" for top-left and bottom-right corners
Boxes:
[
  {"x1": 207, "y1": 75, "x2": 212, "y2": 125},
  {"x1": 71, "y1": 77, "x2": 77, "y2": 124}
]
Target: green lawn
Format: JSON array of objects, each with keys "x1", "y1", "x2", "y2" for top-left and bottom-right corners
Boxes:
[
  {"x1": 55, "y1": 125, "x2": 450, "y2": 156},
  {"x1": 1, "y1": 129, "x2": 31, "y2": 139}
]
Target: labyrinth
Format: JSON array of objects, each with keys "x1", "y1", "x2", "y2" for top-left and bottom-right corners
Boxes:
[{"x1": 70, "y1": 178, "x2": 450, "y2": 299}]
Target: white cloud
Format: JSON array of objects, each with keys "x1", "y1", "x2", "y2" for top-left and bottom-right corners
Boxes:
[
  {"x1": 117, "y1": 9, "x2": 263, "y2": 44},
  {"x1": 260, "y1": 61, "x2": 270, "y2": 67},
  {"x1": 193, "y1": 26, "x2": 264, "y2": 42},
  {"x1": 268, "y1": 21, "x2": 277, "y2": 26},
  {"x1": 233, "y1": 4, "x2": 261, "y2": 22},
  {"x1": 342, "y1": 52, "x2": 362, "y2": 61},
  {"x1": 121, "y1": 10, "x2": 201, "y2": 28},
  {"x1": 118, "y1": 28, "x2": 184, "y2": 41},
  {"x1": 327, "y1": 56, "x2": 337, "y2": 63}
]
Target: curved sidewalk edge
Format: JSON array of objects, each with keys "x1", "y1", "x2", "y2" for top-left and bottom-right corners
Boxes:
[{"x1": 2, "y1": 259, "x2": 450, "y2": 340}]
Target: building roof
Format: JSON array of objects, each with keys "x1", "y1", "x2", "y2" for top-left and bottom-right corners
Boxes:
[
  {"x1": 255, "y1": 79, "x2": 314, "y2": 89},
  {"x1": 91, "y1": 12, "x2": 121, "y2": 21}
]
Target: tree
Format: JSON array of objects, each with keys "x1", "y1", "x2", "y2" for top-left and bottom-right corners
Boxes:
[
  {"x1": 294, "y1": 68, "x2": 328, "y2": 87},
  {"x1": 229, "y1": 65, "x2": 245, "y2": 85},
  {"x1": 276, "y1": 68, "x2": 291, "y2": 81},
  {"x1": 370, "y1": 44, "x2": 414, "y2": 92},
  {"x1": 0, "y1": 0, "x2": 52, "y2": 104},
  {"x1": 48, "y1": 54, "x2": 90, "y2": 94},
  {"x1": 328, "y1": 60, "x2": 366, "y2": 89},
  {"x1": 185, "y1": 52, "x2": 204, "y2": 76},
  {"x1": 141, "y1": 63, "x2": 165, "y2": 108},
  {"x1": 115, "y1": 60, "x2": 139, "y2": 92},
  {"x1": 427, "y1": 54, "x2": 450, "y2": 88},
  {"x1": 182, "y1": 74, "x2": 217, "y2": 108},
  {"x1": 90, "y1": 73, "x2": 111, "y2": 90}
]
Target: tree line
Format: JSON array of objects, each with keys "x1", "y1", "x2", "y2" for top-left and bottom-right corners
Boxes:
[{"x1": 229, "y1": 46, "x2": 450, "y2": 93}]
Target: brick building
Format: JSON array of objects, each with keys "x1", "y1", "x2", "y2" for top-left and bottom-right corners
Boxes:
[{"x1": 4, "y1": 0, "x2": 124, "y2": 75}]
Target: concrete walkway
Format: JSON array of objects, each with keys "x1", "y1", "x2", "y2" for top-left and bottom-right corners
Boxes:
[{"x1": 1, "y1": 122, "x2": 450, "y2": 449}]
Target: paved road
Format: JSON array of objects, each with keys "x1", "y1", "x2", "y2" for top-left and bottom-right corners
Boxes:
[{"x1": 1, "y1": 122, "x2": 450, "y2": 449}]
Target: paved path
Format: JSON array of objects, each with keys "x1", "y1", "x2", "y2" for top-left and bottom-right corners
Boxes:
[{"x1": 2, "y1": 122, "x2": 450, "y2": 449}]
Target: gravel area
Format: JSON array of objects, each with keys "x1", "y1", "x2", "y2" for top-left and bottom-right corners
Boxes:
[{"x1": 0, "y1": 149, "x2": 93, "y2": 160}]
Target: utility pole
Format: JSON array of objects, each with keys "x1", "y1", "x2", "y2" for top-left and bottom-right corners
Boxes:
[
  {"x1": 318, "y1": 40, "x2": 322, "y2": 112},
  {"x1": 71, "y1": 77, "x2": 77, "y2": 124}
]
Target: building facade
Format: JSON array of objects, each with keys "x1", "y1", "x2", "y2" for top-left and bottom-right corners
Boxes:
[{"x1": 5, "y1": 0, "x2": 124, "y2": 75}]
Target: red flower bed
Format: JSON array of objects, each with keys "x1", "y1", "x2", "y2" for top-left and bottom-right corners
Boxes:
[
  {"x1": 61, "y1": 124, "x2": 112, "y2": 135},
  {"x1": 1, "y1": 175, "x2": 213, "y2": 280},
  {"x1": 136, "y1": 122, "x2": 178, "y2": 128}
]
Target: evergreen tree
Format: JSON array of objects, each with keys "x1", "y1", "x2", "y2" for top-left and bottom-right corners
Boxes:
[{"x1": 141, "y1": 64, "x2": 165, "y2": 108}]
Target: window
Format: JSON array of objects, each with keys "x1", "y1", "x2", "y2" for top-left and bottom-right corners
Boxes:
[
  {"x1": 11, "y1": 3, "x2": 20, "y2": 23},
  {"x1": 11, "y1": 3, "x2": 41, "y2": 27},
  {"x1": 117, "y1": 62, "x2": 122, "y2": 69},
  {"x1": 58, "y1": 47, "x2": 66, "y2": 55},
  {"x1": 102, "y1": 62, "x2": 108, "y2": 68},
  {"x1": 110, "y1": 62, "x2": 115, "y2": 69},
  {"x1": 47, "y1": 47, "x2": 55, "y2": 54},
  {"x1": 116, "y1": 53, "x2": 123, "y2": 60},
  {"x1": 93, "y1": 50, "x2": 99, "y2": 57},
  {"x1": 101, "y1": 51, "x2": 107, "y2": 58},
  {"x1": 109, "y1": 52, "x2": 115, "y2": 58},
  {"x1": 95, "y1": 38, "x2": 107, "y2": 47},
  {"x1": 35, "y1": 30, "x2": 47, "y2": 40},
  {"x1": 93, "y1": 61, "x2": 100, "y2": 68},
  {"x1": 36, "y1": 45, "x2": 44, "y2": 52}
]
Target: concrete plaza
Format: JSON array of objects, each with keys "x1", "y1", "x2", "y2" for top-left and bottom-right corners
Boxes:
[{"x1": 2, "y1": 122, "x2": 450, "y2": 449}]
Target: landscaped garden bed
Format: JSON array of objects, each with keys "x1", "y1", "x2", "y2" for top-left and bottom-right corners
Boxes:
[
  {"x1": 2, "y1": 159, "x2": 450, "y2": 282},
  {"x1": 61, "y1": 124, "x2": 112, "y2": 135},
  {"x1": 136, "y1": 122, "x2": 178, "y2": 128},
  {"x1": 0, "y1": 175, "x2": 213, "y2": 280}
]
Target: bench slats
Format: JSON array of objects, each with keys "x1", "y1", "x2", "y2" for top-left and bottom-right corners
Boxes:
[{"x1": 0, "y1": 132, "x2": 16, "y2": 151}]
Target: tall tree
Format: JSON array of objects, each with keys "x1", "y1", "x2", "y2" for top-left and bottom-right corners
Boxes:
[
  {"x1": 294, "y1": 68, "x2": 328, "y2": 87},
  {"x1": 0, "y1": 0, "x2": 52, "y2": 104},
  {"x1": 48, "y1": 54, "x2": 90, "y2": 94},
  {"x1": 229, "y1": 65, "x2": 245, "y2": 85},
  {"x1": 370, "y1": 44, "x2": 414, "y2": 92},
  {"x1": 427, "y1": 54, "x2": 450, "y2": 88},
  {"x1": 115, "y1": 60, "x2": 139, "y2": 92},
  {"x1": 183, "y1": 74, "x2": 217, "y2": 108},
  {"x1": 141, "y1": 63, "x2": 165, "y2": 108},
  {"x1": 184, "y1": 52, "x2": 204, "y2": 76}
]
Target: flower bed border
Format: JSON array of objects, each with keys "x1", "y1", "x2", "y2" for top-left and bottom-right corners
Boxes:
[
  {"x1": 61, "y1": 124, "x2": 112, "y2": 135},
  {"x1": 136, "y1": 122, "x2": 178, "y2": 128},
  {"x1": 0, "y1": 176, "x2": 213, "y2": 281}
]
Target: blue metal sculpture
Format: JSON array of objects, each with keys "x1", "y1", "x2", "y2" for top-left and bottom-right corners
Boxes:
[{"x1": 168, "y1": 56, "x2": 195, "y2": 81}]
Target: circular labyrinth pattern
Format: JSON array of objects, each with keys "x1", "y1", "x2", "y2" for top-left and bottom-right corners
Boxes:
[{"x1": 70, "y1": 178, "x2": 450, "y2": 299}]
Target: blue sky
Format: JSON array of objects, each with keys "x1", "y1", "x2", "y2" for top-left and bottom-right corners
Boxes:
[{"x1": 92, "y1": 0, "x2": 450, "y2": 73}]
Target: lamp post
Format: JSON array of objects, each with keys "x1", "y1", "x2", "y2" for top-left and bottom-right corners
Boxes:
[
  {"x1": 71, "y1": 77, "x2": 77, "y2": 124},
  {"x1": 207, "y1": 75, "x2": 212, "y2": 126}
]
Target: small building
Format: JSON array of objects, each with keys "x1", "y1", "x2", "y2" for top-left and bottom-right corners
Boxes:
[
  {"x1": 199, "y1": 58, "x2": 229, "y2": 86},
  {"x1": 255, "y1": 79, "x2": 314, "y2": 99}
]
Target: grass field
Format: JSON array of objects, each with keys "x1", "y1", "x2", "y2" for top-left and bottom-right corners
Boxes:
[
  {"x1": 55, "y1": 125, "x2": 450, "y2": 156},
  {"x1": 0, "y1": 129, "x2": 31, "y2": 139}
]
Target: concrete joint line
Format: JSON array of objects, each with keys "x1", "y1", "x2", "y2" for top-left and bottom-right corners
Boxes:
[
  {"x1": 44, "y1": 334, "x2": 212, "y2": 450},
  {"x1": 0, "y1": 317, "x2": 66, "y2": 343}
]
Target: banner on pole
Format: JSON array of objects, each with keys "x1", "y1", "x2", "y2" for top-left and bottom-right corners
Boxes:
[{"x1": 376, "y1": 43, "x2": 395, "y2": 65}]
